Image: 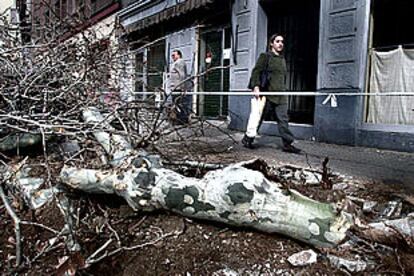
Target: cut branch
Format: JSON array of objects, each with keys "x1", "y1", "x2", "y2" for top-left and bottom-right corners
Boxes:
[{"x1": 0, "y1": 183, "x2": 22, "y2": 267}]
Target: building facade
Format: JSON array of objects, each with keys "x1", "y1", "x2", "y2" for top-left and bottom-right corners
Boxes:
[
  {"x1": 0, "y1": 0, "x2": 15, "y2": 39},
  {"x1": 0, "y1": 0, "x2": 14, "y2": 18},
  {"x1": 1, "y1": 0, "x2": 30, "y2": 44},
  {"x1": 112, "y1": 0, "x2": 414, "y2": 152},
  {"x1": 29, "y1": 0, "x2": 121, "y2": 41},
  {"x1": 23, "y1": 0, "x2": 124, "y2": 98}
]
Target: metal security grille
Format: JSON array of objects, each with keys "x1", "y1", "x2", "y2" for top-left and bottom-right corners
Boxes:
[{"x1": 199, "y1": 28, "x2": 230, "y2": 118}]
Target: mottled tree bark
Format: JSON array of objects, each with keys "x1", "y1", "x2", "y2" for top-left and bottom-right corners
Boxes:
[
  {"x1": 61, "y1": 160, "x2": 352, "y2": 247},
  {"x1": 59, "y1": 108, "x2": 353, "y2": 248}
]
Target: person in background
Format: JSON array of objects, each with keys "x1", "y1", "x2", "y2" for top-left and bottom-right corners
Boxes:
[
  {"x1": 242, "y1": 34, "x2": 301, "y2": 154},
  {"x1": 169, "y1": 49, "x2": 191, "y2": 124}
]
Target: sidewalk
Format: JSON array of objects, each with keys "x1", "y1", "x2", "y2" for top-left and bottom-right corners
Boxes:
[{"x1": 203, "y1": 128, "x2": 414, "y2": 192}]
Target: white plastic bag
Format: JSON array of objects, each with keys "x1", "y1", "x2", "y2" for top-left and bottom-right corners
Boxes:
[{"x1": 246, "y1": 96, "x2": 266, "y2": 137}]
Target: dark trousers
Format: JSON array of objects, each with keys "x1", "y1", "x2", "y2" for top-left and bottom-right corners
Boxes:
[
  {"x1": 172, "y1": 93, "x2": 192, "y2": 124},
  {"x1": 258, "y1": 101, "x2": 295, "y2": 146}
]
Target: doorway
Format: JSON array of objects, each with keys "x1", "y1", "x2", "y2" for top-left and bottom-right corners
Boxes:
[
  {"x1": 198, "y1": 27, "x2": 231, "y2": 118},
  {"x1": 260, "y1": 0, "x2": 320, "y2": 124}
]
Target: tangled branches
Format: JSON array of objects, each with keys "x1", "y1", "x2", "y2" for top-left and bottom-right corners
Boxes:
[
  {"x1": 1, "y1": 13, "x2": 120, "y2": 134},
  {"x1": 0, "y1": 11, "x2": 197, "y2": 154}
]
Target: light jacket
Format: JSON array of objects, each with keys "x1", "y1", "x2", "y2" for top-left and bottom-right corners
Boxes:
[{"x1": 169, "y1": 58, "x2": 188, "y2": 92}]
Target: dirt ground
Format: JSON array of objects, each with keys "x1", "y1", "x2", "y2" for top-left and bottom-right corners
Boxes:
[{"x1": 1, "y1": 132, "x2": 414, "y2": 275}]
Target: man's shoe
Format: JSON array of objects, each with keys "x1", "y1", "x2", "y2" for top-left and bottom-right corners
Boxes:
[
  {"x1": 282, "y1": 144, "x2": 301, "y2": 154},
  {"x1": 242, "y1": 135, "x2": 255, "y2": 149}
]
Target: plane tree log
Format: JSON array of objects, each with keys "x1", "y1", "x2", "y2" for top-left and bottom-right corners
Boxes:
[{"x1": 59, "y1": 108, "x2": 353, "y2": 248}]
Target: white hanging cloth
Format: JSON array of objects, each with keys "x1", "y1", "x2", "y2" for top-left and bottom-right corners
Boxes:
[{"x1": 367, "y1": 46, "x2": 414, "y2": 125}]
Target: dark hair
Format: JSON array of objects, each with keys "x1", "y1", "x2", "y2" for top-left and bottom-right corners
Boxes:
[
  {"x1": 173, "y1": 49, "x2": 183, "y2": 58},
  {"x1": 268, "y1": 33, "x2": 284, "y2": 48}
]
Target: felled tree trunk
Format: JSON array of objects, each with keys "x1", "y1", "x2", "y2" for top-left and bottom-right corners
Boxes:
[
  {"x1": 82, "y1": 108, "x2": 135, "y2": 167},
  {"x1": 59, "y1": 108, "x2": 353, "y2": 248}
]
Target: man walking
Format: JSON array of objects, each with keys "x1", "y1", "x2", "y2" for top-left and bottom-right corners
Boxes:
[{"x1": 169, "y1": 49, "x2": 191, "y2": 124}]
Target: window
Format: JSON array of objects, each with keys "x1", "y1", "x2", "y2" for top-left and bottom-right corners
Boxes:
[
  {"x1": 91, "y1": 0, "x2": 116, "y2": 16},
  {"x1": 67, "y1": 0, "x2": 76, "y2": 16},
  {"x1": 146, "y1": 41, "x2": 166, "y2": 93},
  {"x1": 372, "y1": 0, "x2": 413, "y2": 48},
  {"x1": 61, "y1": 0, "x2": 67, "y2": 18},
  {"x1": 53, "y1": 0, "x2": 61, "y2": 20},
  {"x1": 75, "y1": 0, "x2": 91, "y2": 22},
  {"x1": 135, "y1": 52, "x2": 145, "y2": 98},
  {"x1": 88, "y1": 39, "x2": 111, "y2": 92},
  {"x1": 134, "y1": 41, "x2": 166, "y2": 99},
  {"x1": 366, "y1": 0, "x2": 414, "y2": 125}
]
